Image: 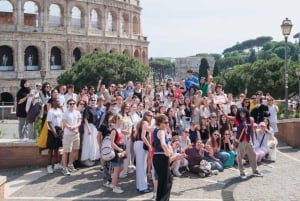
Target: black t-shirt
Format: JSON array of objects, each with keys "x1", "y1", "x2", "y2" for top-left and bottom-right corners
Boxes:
[
  {"x1": 83, "y1": 106, "x2": 97, "y2": 125},
  {"x1": 98, "y1": 124, "x2": 111, "y2": 138},
  {"x1": 16, "y1": 87, "x2": 30, "y2": 117}
]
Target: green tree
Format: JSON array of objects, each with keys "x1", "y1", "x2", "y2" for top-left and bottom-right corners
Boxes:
[
  {"x1": 57, "y1": 52, "x2": 150, "y2": 90},
  {"x1": 149, "y1": 59, "x2": 174, "y2": 83},
  {"x1": 199, "y1": 58, "x2": 209, "y2": 79}
]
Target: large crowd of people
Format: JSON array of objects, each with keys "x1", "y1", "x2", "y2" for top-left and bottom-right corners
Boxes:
[{"x1": 16, "y1": 69, "x2": 279, "y2": 200}]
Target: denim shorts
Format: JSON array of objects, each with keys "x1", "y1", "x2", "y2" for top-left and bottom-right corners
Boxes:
[{"x1": 111, "y1": 160, "x2": 124, "y2": 168}]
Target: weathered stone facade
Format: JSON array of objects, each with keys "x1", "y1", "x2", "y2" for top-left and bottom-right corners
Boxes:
[{"x1": 0, "y1": 0, "x2": 148, "y2": 103}]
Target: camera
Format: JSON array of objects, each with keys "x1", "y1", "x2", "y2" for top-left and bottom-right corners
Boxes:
[{"x1": 117, "y1": 151, "x2": 127, "y2": 159}]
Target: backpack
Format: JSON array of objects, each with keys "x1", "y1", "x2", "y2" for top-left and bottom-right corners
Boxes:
[
  {"x1": 27, "y1": 102, "x2": 42, "y2": 123},
  {"x1": 101, "y1": 128, "x2": 118, "y2": 161},
  {"x1": 101, "y1": 135, "x2": 115, "y2": 161}
]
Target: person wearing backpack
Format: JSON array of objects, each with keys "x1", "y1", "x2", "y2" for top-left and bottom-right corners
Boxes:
[
  {"x1": 97, "y1": 111, "x2": 114, "y2": 188},
  {"x1": 110, "y1": 114, "x2": 126, "y2": 194}
]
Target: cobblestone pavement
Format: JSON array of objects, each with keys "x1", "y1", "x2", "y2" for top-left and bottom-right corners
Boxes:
[{"x1": 1, "y1": 141, "x2": 300, "y2": 201}]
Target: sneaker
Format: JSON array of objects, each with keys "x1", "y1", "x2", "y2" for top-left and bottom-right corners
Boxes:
[
  {"x1": 173, "y1": 169, "x2": 182, "y2": 177},
  {"x1": 240, "y1": 172, "x2": 247, "y2": 179},
  {"x1": 47, "y1": 165, "x2": 54, "y2": 174},
  {"x1": 112, "y1": 186, "x2": 124, "y2": 194},
  {"x1": 128, "y1": 168, "x2": 135, "y2": 174},
  {"x1": 99, "y1": 165, "x2": 104, "y2": 173},
  {"x1": 103, "y1": 181, "x2": 113, "y2": 188},
  {"x1": 211, "y1": 170, "x2": 219, "y2": 175},
  {"x1": 119, "y1": 174, "x2": 127, "y2": 179},
  {"x1": 67, "y1": 165, "x2": 78, "y2": 173},
  {"x1": 54, "y1": 163, "x2": 63, "y2": 170},
  {"x1": 62, "y1": 167, "x2": 71, "y2": 176},
  {"x1": 252, "y1": 170, "x2": 264, "y2": 177}
]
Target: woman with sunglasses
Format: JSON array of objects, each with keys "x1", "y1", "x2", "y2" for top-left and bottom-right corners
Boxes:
[
  {"x1": 81, "y1": 97, "x2": 99, "y2": 167},
  {"x1": 220, "y1": 130, "x2": 236, "y2": 168},
  {"x1": 152, "y1": 114, "x2": 172, "y2": 201},
  {"x1": 134, "y1": 111, "x2": 154, "y2": 193},
  {"x1": 205, "y1": 131, "x2": 229, "y2": 172}
]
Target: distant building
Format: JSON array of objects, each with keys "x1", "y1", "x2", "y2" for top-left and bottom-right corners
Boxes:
[
  {"x1": 0, "y1": 0, "x2": 148, "y2": 104},
  {"x1": 175, "y1": 56, "x2": 215, "y2": 81}
]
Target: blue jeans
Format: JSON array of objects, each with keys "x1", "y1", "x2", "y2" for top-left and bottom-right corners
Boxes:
[{"x1": 205, "y1": 151, "x2": 230, "y2": 172}]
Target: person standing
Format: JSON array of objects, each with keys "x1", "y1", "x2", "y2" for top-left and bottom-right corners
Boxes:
[
  {"x1": 46, "y1": 98, "x2": 63, "y2": 173},
  {"x1": 152, "y1": 114, "x2": 172, "y2": 201},
  {"x1": 235, "y1": 108, "x2": 263, "y2": 179},
  {"x1": 16, "y1": 79, "x2": 32, "y2": 140},
  {"x1": 81, "y1": 97, "x2": 100, "y2": 166},
  {"x1": 62, "y1": 99, "x2": 82, "y2": 175},
  {"x1": 134, "y1": 111, "x2": 153, "y2": 193}
]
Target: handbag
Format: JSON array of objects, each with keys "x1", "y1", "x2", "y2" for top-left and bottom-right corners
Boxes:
[{"x1": 36, "y1": 121, "x2": 48, "y2": 149}]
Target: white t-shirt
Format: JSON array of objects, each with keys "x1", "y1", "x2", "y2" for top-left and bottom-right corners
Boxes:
[
  {"x1": 63, "y1": 109, "x2": 82, "y2": 135},
  {"x1": 47, "y1": 108, "x2": 63, "y2": 127}
]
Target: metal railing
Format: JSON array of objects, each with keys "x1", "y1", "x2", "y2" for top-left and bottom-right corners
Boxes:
[{"x1": 0, "y1": 102, "x2": 16, "y2": 121}]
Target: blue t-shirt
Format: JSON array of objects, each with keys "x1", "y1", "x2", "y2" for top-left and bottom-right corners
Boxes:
[{"x1": 185, "y1": 76, "x2": 199, "y2": 90}]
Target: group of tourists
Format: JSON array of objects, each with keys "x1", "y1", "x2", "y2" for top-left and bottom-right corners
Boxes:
[{"x1": 15, "y1": 69, "x2": 279, "y2": 200}]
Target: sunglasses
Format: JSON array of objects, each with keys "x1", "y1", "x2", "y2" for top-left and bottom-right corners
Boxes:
[
  {"x1": 90, "y1": 100, "x2": 96, "y2": 102},
  {"x1": 163, "y1": 121, "x2": 169, "y2": 124},
  {"x1": 69, "y1": 103, "x2": 76, "y2": 106}
]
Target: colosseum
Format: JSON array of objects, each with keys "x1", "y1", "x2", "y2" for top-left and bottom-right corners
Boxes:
[{"x1": 0, "y1": 0, "x2": 149, "y2": 106}]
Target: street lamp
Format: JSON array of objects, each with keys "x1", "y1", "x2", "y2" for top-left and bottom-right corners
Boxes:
[
  {"x1": 281, "y1": 18, "x2": 293, "y2": 119},
  {"x1": 296, "y1": 67, "x2": 300, "y2": 98},
  {"x1": 39, "y1": 69, "x2": 47, "y2": 84}
]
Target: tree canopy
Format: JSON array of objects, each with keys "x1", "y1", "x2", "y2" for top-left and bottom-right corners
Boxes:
[{"x1": 57, "y1": 52, "x2": 150, "y2": 90}]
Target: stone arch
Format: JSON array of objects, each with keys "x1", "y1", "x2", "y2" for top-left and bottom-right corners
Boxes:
[
  {"x1": 50, "y1": 46, "x2": 63, "y2": 70},
  {"x1": 122, "y1": 49, "x2": 130, "y2": 56},
  {"x1": 24, "y1": 1, "x2": 39, "y2": 27},
  {"x1": 24, "y1": 45, "x2": 39, "y2": 70},
  {"x1": 0, "y1": 0, "x2": 14, "y2": 25},
  {"x1": 121, "y1": 12, "x2": 129, "y2": 33},
  {"x1": 91, "y1": 8, "x2": 101, "y2": 29},
  {"x1": 0, "y1": 45, "x2": 14, "y2": 69},
  {"x1": 132, "y1": 15, "x2": 139, "y2": 34},
  {"x1": 134, "y1": 49, "x2": 140, "y2": 59},
  {"x1": 73, "y1": 47, "x2": 82, "y2": 62},
  {"x1": 1, "y1": 92, "x2": 14, "y2": 105},
  {"x1": 109, "y1": 48, "x2": 117, "y2": 53},
  {"x1": 106, "y1": 10, "x2": 117, "y2": 32},
  {"x1": 49, "y1": 3, "x2": 62, "y2": 27},
  {"x1": 71, "y1": 6, "x2": 83, "y2": 28}
]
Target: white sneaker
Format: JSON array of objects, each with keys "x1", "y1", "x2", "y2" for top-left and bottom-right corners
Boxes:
[
  {"x1": 112, "y1": 186, "x2": 124, "y2": 194},
  {"x1": 47, "y1": 165, "x2": 54, "y2": 174},
  {"x1": 103, "y1": 181, "x2": 113, "y2": 188},
  {"x1": 173, "y1": 169, "x2": 182, "y2": 177},
  {"x1": 119, "y1": 174, "x2": 127, "y2": 179},
  {"x1": 54, "y1": 163, "x2": 63, "y2": 170},
  {"x1": 128, "y1": 169, "x2": 135, "y2": 174}
]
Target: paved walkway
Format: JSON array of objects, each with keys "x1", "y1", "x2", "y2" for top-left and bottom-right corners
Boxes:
[{"x1": 1, "y1": 141, "x2": 300, "y2": 201}]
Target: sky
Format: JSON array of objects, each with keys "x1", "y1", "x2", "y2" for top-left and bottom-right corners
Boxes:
[{"x1": 140, "y1": 0, "x2": 300, "y2": 58}]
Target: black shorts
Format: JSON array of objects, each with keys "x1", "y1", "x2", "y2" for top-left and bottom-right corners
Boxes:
[{"x1": 47, "y1": 130, "x2": 62, "y2": 149}]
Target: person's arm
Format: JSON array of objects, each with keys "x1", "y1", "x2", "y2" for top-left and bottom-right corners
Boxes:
[
  {"x1": 141, "y1": 122, "x2": 151, "y2": 150},
  {"x1": 97, "y1": 130, "x2": 102, "y2": 151}
]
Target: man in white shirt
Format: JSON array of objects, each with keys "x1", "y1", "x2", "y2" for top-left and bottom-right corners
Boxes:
[{"x1": 61, "y1": 99, "x2": 82, "y2": 176}]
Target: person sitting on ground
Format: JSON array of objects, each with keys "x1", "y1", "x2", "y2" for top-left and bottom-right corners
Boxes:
[
  {"x1": 220, "y1": 130, "x2": 236, "y2": 168},
  {"x1": 205, "y1": 130, "x2": 230, "y2": 172},
  {"x1": 169, "y1": 139, "x2": 188, "y2": 177},
  {"x1": 185, "y1": 139, "x2": 213, "y2": 178}
]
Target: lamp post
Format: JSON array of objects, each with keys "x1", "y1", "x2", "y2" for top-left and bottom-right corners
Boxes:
[
  {"x1": 39, "y1": 69, "x2": 47, "y2": 84},
  {"x1": 296, "y1": 67, "x2": 300, "y2": 98},
  {"x1": 281, "y1": 18, "x2": 293, "y2": 119}
]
